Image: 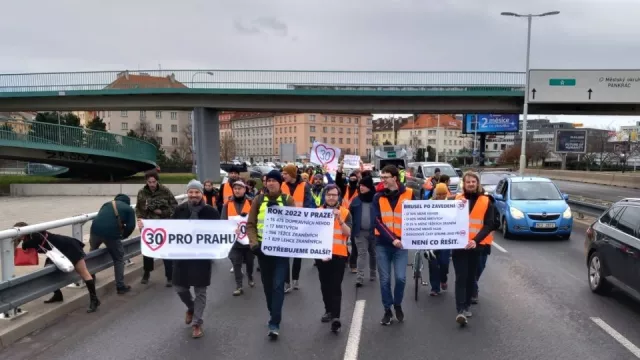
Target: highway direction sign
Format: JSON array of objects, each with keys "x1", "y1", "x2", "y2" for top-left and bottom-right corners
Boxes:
[{"x1": 528, "y1": 69, "x2": 640, "y2": 103}]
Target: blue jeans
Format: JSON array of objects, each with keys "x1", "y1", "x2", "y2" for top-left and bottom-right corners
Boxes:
[
  {"x1": 428, "y1": 250, "x2": 451, "y2": 292},
  {"x1": 376, "y1": 245, "x2": 408, "y2": 310},
  {"x1": 256, "y1": 252, "x2": 288, "y2": 328},
  {"x1": 473, "y1": 254, "x2": 488, "y2": 297}
]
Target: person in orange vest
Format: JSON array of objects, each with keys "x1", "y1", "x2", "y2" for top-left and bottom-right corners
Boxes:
[
  {"x1": 373, "y1": 165, "x2": 418, "y2": 326},
  {"x1": 422, "y1": 167, "x2": 441, "y2": 199},
  {"x1": 316, "y1": 184, "x2": 352, "y2": 333},
  {"x1": 452, "y1": 171, "x2": 496, "y2": 326},
  {"x1": 221, "y1": 180, "x2": 255, "y2": 296},
  {"x1": 280, "y1": 164, "x2": 315, "y2": 292},
  {"x1": 215, "y1": 166, "x2": 241, "y2": 210},
  {"x1": 335, "y1": 164, "x2": 362, "y2": 273}
]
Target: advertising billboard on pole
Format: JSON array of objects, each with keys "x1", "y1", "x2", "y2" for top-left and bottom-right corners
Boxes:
[
  {"x1": 555, "y1": 129, "x2": 587, "y2": 153},
  {"x1": 463, "y1": 114, "x2": 520, "y2": 134}
]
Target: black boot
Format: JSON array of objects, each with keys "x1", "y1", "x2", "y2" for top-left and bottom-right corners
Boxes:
[
  {"x1": 44, "y1": 290, "x2": 63, "y2": 304},
  {"x1": 141, "y1": 271, "x2": 150, "y2": 284},
  {"x1": 86, "y1": 279, "x2": 100, "y2": 313}
]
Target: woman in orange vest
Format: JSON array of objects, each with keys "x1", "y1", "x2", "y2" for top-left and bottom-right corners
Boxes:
[
  {"x1": 316, "y1": 184, "x2": 352, "y2": 334},
  {"x1": 221, "y1": 180, "x2": 255, "y2": 296},
  {"x1": 452, "y1": 171, "x2": 496, "y2": 326}
]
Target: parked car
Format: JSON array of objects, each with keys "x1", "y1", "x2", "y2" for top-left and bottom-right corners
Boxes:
[
  {"x1": 585, "y1": 198, "x2": 640, "y2": 297},
  {"x1": 249, "y1": 166, "x2": 274, "y2": 179},
  {"x1": 493, "y1": 176, "x2": 573, "y2": 239}
]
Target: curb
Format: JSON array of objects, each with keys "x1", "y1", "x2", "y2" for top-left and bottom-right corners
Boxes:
[{"x1": 0, "y1": 259, "x2": 164, "y2": 349}]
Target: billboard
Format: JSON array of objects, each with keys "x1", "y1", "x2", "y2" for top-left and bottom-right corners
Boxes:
[
  {"x1": 555, "y1": 129, "x2": 587, "y2": 153},
  {"x1": 463, "y1": 114, "x2": 519, "y2": 134}
]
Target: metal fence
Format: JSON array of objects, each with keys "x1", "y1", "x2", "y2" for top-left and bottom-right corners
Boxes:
[
  {"x1": 0, "y1": 194, "x2": 187, "y2": 318},
  {"x1": 0, "y1": 70, "x2": 527, "y2": 93},
  {"x1": 0, "y1": 118, "x2": 157, "y2": 163}
]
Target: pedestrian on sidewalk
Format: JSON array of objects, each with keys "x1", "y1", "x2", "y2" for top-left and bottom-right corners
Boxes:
[
  {"x1": 221, "y1": 180, "x2": 255, "y2": 296},
  {"x1": 350, "y1": 175, "x2": 377, "y2": 287},
  {"x1": 89, "y1": 194, "x2": 136, "y2": 295},
  {"x1": 168, "y1": 179, "x2": 219, "y2": 338},
  {"x1": 13, "y1": 223, "x2": 101, "y2": 313},
  {"x1": 246, "y1": 170, "x2": 296, "y2": 340},
  {"x1": 135, "y1": 170, "x2": 178, "y2": 287},
  {"x1": 316, "y1": 184, "x2": 352, "y2": 333}
]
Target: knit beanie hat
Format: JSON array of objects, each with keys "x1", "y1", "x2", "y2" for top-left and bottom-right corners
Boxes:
[
  {"x1": 283, "y1": 164, "x2": 297, "y2": 179},
  {"x1": 359, "y1": 176, "x2": 375, "y2": 192},
  {"x1": 186, "y1": 179, "x2": 203, "y2": 193},
  {"x1": 434, "y1": 183, "x2": 449, "y2": 196},
  {"x1": 266, "y1": 169, "x2": 283, "y2": 184}
]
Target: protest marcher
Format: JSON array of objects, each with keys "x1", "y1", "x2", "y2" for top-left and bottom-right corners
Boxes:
[{"x1": 351, "y1": 176, "x2": 377, "y2": 287}]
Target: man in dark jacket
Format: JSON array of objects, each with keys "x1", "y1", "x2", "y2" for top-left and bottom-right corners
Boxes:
[
  {"x1": 89, "y1": 194, "x2": 136, "y2": 294},
  {"x1": 350, "y1": 176, "x2": 377, "y2": 287},
  {"x1": 170, "y1": 179, "x2": 219, "y2": 339},
  {"x1": 135, "y1": 170, "x2": 178, "y2": 286}
]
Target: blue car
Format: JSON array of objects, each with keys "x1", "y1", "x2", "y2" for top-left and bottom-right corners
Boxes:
[{"x1": 492, "y1": 176, "x2": 573, "y2": 239}]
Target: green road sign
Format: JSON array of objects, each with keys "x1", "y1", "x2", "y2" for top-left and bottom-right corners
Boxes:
[
  {"x1": 387, "y1": 151, "x2": 396, "y2": 157},
  {"x1": 549, "y1": 78, "x2": 576, "y2": 86}
]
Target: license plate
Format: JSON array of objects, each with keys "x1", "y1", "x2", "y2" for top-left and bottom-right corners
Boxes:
[{"x1": 535, "y1": 222, "x2": 556, "y2": 229}]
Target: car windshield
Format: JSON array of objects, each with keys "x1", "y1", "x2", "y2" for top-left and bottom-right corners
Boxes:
[
  {"x1": 481, "y1": 173, "x2": 507, "y2": 185},
  {"x1": 510, "y1": 182, "x2": 563, "y2": 201},
  {"x1": 421, "y1": 166, "x2": 457, "y2": 177}
]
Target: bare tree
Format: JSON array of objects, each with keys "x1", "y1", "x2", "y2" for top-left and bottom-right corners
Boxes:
[
  {"x1": 137, "y1": 119, "x2": 157, "y2": 138},
  {"x1": 220, "y1": 133, "x2": 236, "y2": 162},
  {"x1": 583, "y1": 130, "x2": 615, "y2": 170},
  {"x1": 178, "y1": 123, "x2": 194, "y2": 161}
]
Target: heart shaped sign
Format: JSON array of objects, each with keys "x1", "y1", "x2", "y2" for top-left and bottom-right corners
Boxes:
[
  {"x1": 141, "y1": 227, "x2": 168, "y2": 251},
  {"x1": 314, "y1": 144, "x2": 336, "y2": 165}
]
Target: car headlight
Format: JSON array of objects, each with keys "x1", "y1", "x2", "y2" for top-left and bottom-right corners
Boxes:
[
  {"x1": 563, "y1": 207, "x2": 572, "y2": 219},
  {"x1": 509, "y1": 207, "x2": 525, "y2": 220}
]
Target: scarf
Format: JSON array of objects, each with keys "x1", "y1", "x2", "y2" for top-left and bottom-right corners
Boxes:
[
  {"x1": 187, "y1": 199, "x2": 205, "y2": 219},
  {"x1": 358, "y1": 190, "x2": 374, "y2": 203}
]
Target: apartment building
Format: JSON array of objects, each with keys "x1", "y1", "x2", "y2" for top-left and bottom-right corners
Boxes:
[
  {"x1": 219, "y1": 111, "x2": 232, "y2": 139},
  {"x1": 231, "y1": 112, "x2": 275, "y2": 162},
  {"x1": 372, "y1": 117, "x2": 410, "y2": 145},
  {"x1": 97, "y1": 72, "x2": 191, "y2": 154},
  {"x1": 396, "y1": 114, "x2": 464, "y2": 159},
  {"x1": 273, "y1": 113, "x2": 374, "y2": 160}
]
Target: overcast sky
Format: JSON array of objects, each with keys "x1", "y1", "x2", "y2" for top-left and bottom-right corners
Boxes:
[{"x1": 1, "y1": 0, "x2": 639, "y2": 128}]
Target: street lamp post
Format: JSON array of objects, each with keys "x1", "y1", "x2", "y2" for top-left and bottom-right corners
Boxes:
[{"x1": 501, "y1": 11, "x2": 560, "y2": 175}]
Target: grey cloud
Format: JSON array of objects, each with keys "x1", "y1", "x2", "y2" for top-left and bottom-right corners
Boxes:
[{"x1": 234, "y1": 16, "x2": 289, "y2": 37}]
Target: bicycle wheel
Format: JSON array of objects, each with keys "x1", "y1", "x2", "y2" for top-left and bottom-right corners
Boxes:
[{"x1": 414, "y1": 252, "x2": 422, "y2": 301}]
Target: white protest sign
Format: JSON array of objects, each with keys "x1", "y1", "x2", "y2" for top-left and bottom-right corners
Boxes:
[
  {"x1": 140, "y1": 220, "x2": 238, "y2": 259},
  {"x1": 229, "y1": 215, "x2": 249, "y2": 245},
  {"x1": 261, "y1": 206, "x2": 334, "y2": 259},
  {"x1": 401, "y1": 200, "x2": 469, "y2": 250},
  {"x1": 310, "y1": 141, "x2": 340, "y2": 170},
  {"x1": 343, "y1": 154, "x2": 360, "y2": 169}
]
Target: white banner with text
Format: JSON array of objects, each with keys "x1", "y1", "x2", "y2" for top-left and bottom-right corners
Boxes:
[
  {"x1": 140, "y1": 219, "x2": 239, "y2": 259},
  {"x1": 261, "y1": 206, "x2": 335, "y2": 259},
  {"x1": 401, "y1": 200, "x2": 469, "y2": 250}
]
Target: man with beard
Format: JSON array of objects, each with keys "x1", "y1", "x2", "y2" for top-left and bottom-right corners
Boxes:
[
  {"x1": 202, "y1": 179, "x2": 219, "y2": 209},
  {"x1": 350, "y1": 176, "x2": 377, "y2": 287},
  {"x1": 136, "y1": 170, "x2": 178, "y2": 286},
  {"x1": 168, "y1": 179, "x2": 220, "y2": 338}
]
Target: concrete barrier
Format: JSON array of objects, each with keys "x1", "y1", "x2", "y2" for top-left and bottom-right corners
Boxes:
[
  {"x1": 522, "y1": 169, "x2": 640, "y2": 189},
  {"x1": 10, "y1": 183, "x2": 189, "y2": 196}
]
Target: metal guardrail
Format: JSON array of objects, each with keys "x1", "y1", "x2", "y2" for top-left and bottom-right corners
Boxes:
[
  {"x1": 0, "y1": 194, "x2": 187, "y2": 317},
  {"x1": 0, "y1": 69, "x2": 527, "y2": 93},
  {"x1": 0, "y1": 118, "x2": 157, "y2": 163},
  {"x1": 567, "y1": 199, "x2": 608, "y2": 218}
]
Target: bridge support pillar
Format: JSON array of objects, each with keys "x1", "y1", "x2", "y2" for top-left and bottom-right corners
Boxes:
[{"x1": 193, "y1": 108, "x2": 221, "y2": 183}]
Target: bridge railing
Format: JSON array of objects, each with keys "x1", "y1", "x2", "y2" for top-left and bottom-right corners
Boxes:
[
  {"x1": 0, "y1": 118, "x2": 157, "y2": 163},
  {"x1": 0, "y1": 194, "x2": 187, "y2": 318},
  {"x1": 0, "y1": 70, "x2": 527, "y2": 93}
]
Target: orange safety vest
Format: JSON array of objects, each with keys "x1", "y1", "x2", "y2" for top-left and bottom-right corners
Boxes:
[
  {"x1": 342, "y1": 187, "x2": 359, "y2": 208},
  {"x1": 227, "y1": 198, "x2": 252, "y2": 217},
  {"x1": 455, "y1": 193, "x2": 493, "y2": 245},
  {"x1": 321, "y1": 205, "x2": 350, "y2": 257},
  {"x1": 281, "y1": 182, "x2": 306, "y2": 207},
  {"x1": 422, "y1": 177, "x2": 436, "y2": 191},
  {"x1": 374, "y1": 188, "x2": 413, "y2": 237},
  {"x1": 222, "y1": 182, "x2": 233, "y2": 205}
]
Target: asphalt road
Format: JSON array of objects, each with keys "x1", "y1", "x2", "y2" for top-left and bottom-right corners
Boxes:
[
  {"x1": 3, "y1": 222, "x2": 640, "y2": 360},
  {"x1": 553, "y1": 180, "x2": 639, "y2": 203}
]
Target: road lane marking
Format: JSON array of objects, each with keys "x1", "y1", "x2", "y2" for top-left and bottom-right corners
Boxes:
[
  {"x1": 343, "y1": 300, "x2": 366, "y2": 360},
  {"x1": 591, "y1": 317, "x2": 640, "y2": 358},
  {"x1": 492, "y1": 241, "x2": 508, "y2": 253}
]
